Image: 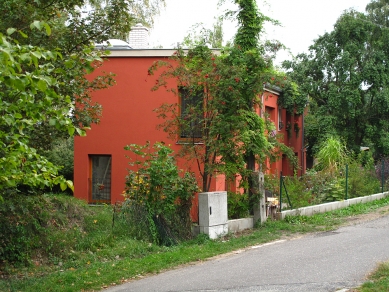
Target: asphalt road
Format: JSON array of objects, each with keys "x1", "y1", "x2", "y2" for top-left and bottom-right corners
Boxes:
[{"x1": 105, "y1": 215, "x2": 389, "y2": 292}]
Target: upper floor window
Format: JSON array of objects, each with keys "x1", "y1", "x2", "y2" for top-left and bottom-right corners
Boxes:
[
  {"x1": 278, "y1": 107, "x2": 283, "y2": 130},
  {"x1": 179, "y1": 87, "x2": 203, "y2": 139}
]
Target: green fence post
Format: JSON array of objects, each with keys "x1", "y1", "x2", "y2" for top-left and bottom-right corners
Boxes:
[
  {"x1": 382, "y1": 159, "x2": 385, "y2": 193},
  {"x1": 283, "y1": 179, "x2": 293, "y2": 209},
  {"x1": 279, "y1": 171, "x2": 283, "y2": 211},
  {"x1": 345, "y1": 164, "x2": 348, "y2": 200}
]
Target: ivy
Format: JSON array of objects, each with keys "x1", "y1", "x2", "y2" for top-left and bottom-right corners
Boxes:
[{"x1": 277, "y1": 81, "x2": 307, "y2": 115}]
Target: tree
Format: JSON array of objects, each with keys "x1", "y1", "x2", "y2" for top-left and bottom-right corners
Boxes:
[
  {"x1": 88, "y1": 0, "x2": 165, "y2": 28},
  {"x1": 283, "y1": 5, "x2": 389, "y2": 158},
  {"x1": 182, "y1": 16, "x2": 224, "y2": 48},
  {"x1": 150, "y1": 0, "x2": 299, "y2": 194},
  {"x1": 0, "y1": 28, "x2": 79, "y2": 196},
  {"x1": 366, "y1": 0, "x2": 389, "y2": 27},
  {"x1": 0, "y1": 0, "x2": 165, "y2": 197}
]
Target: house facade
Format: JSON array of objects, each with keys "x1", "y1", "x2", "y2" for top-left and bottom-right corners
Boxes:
[{"x1": 73, "y1": 49, "x2": 306, "y2": 218}]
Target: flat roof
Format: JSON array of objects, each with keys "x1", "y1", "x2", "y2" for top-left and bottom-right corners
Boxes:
[
  {"x1": 100, "y1": 48, "x2": 222, "y2": 58},
  {"x1": 102, "y1": 49, "x2": 177, "y2": 57}
]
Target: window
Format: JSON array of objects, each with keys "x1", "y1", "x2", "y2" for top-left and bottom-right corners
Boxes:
[
  {"x1": 278, "y1": 107, "x2": 283, "y2": 130},
  {"x1": 179, "y1": 87, "x2": 203, "y2": 139},
  {"x1": 265, "y1": 106, "x2": 275, "y2": 122},
  {"x1": 89, "y1": 155, "x2": 111, "y2": 203}
]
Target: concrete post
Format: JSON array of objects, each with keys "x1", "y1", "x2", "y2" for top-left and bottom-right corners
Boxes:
[{"x1": 253, "y1": 172, "x2": 267, "y2": 225}]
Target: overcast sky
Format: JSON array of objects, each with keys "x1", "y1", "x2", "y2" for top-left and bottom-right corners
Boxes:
[{"x1": 148, "y1": 0, "x2": 371, "y2": 65}]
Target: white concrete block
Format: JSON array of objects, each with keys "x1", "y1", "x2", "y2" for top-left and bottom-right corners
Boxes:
[
  {"x1": 228, "y1": 218, "x2": 254, "y2": 233},
  {"x1": 199, "y1": 224, "x2": 228, "y2": 239}
]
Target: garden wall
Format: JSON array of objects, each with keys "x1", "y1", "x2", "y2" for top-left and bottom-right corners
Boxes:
[
  {"x1": 226, "y1": 191, "x2": 389, "y2": 234},
  {"x1": 194, "y1": 192, "x2": 389, "y2": 237},
  {"x1": 276, "y1": 191, "x2": 389, "y2": 220}
]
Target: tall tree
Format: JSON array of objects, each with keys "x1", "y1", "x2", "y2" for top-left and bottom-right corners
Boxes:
[
  {"x1": 283, "y1": 5, "x2": 389, "y2": 158},
  {"x1": 0, "y1": 0, "x2": 164, "y2": 196},
  {"x1": 182, "y1": 16, "x2": 224, "y2": 48},
  {"x1": 366, "y1": 0, "x2": 389, "y2": 27}
]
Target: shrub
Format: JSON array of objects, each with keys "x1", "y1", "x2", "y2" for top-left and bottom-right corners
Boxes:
[
  {"x1": 43, "y1": 137, "x2": 74, "y2": 181},
  {"x1": 348, "y1": 162, "x2": 380, "y2": 198},
  {"x1": 122, "y1": 142, "x2": 199, "y2": 246},
  {"x1": 282, "y1": 175, "x2": 313, "y2": 208},
  {"x1": 0, "y1": 194, "x2": 48, "y2": 265},
  {"x1": 227, "y1": 192, "x2": 249, "y2": 219},
  {"x1": 0, "y1": 194, "x2": 102, "y2": 268},
  {"x1": 315, "y1": 136, "x2": 349, "y2": 173},
  {"x1": 376, "y1": 157, "x2": 389, "y2": 191}
]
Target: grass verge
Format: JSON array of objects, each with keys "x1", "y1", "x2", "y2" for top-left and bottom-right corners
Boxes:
[
  {"x1": 1, "y1": 195, "x2": 389, "y2": 292},
  {"x1": 354, "y1": 261, "x2": 389, "y2": 291}
]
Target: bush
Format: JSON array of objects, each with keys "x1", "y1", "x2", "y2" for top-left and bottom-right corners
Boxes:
[
  {"x1": 0, "y1": 194, "x2": 103, "y2": 268},
  {"x1": 122, "y1": 142, "x2": 199, "y2": 246},
  {"x1": 43, "y1": 137, "x2": 74, "y2": 181},
  {"x1": 376, "y1": 157, "x2": 389, "y2": 191},
  {"x1": 0, "y1": 195, "x2": 48, "y2": 265},
  {"x1": 282, "y1": 175, "x2": 313, "y2": 208},
  {"x1": 262, "y1": 153, "x2": 381, "y2": 211},
  {"x1": 348, "y1": 162, "x2": 380, "y2": 198},
  {"x1": 227, "y1": 192, "x2": 249, "y2": 219}
]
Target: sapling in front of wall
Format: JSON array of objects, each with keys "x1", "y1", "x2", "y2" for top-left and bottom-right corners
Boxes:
[{"x1": 122, "y1": 142, "x2": 199, "y2": 246}]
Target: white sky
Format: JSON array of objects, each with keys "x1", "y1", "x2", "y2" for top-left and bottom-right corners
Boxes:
[{"x1": 149, "y1": 0, "x2": 371, "y2": 65}]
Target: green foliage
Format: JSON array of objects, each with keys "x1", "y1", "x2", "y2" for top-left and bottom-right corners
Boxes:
[
  {"x1": 227, "y1": 192, "x2": 250, "y2": 219},
  {"x1": 376, "y1": 157, "x2": 389, "y2": 190},
  {"x1": 151, "y1": 44, "x2": 273, "y2": 191},
  {"x1": 348, "y1": 161, "x2": 380, "y2": 198},
  {"x1": 42, "y1": 137, "x2": 74, "y2": 181},
  {"x1": 2, "y1": 193, "x2": 389, "y2": 291},
  {"x1": 0, "y1": 195, "x2": 47, "y2": 265},
  {"x1": 283, "y1": 7, "x2": 389, "y2": 158},
  {"x1": 122, "y1": 142, "x2": 199, "y2": 245},
  {"x1": 0, "y1": 31, "x2": 79, "y2": 194},
  {"x1": 282, "y1": 175, "x2": 314, "y2": 208},
  {"x1": 264, "y1": 155, "x2": 381, "y2": 209},
  {"x1": 0, "y1": 194, "x2": 96, "y2": 266},
  {"x1": 158, "y1": 0, "x2": 306, "y2": 200},
  {"x1": 277, "y1": 81, "x2": 307, "y2": 115},
  {"x1": 150, "y1": 1, "x2": 299, "y2": 191},
  {"x1": 360, "y1": 261, "x2": 389, "y2": 291},
  {"x1": 182, "y1": 16, "x2": 224, "y2": 48},
  {"x1": 0, "y1": 0, "x2": 164, "y2": 198},
  {"x1": 315, "y1": 136, "x2": 349, "y2": 172}
]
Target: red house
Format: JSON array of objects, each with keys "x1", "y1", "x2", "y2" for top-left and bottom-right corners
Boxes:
[{"x1": 73, "y1": 48, "x2": 306, "y2": 213}]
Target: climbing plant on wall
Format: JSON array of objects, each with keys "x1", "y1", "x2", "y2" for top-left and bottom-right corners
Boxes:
[{"x1": 149, "y1": 0, "x2": 299, "y2": 193}]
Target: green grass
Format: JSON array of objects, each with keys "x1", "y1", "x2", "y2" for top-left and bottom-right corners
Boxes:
[
  {"x1": 357, "y1": 261, "x2": 389, "y2": 291},
  {"x1": 1, "y1": 194, "x2": 389, "y2": 292}
]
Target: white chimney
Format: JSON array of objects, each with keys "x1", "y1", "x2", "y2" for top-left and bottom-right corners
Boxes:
[{"x1": 128, "y1": 23, "x2": 149, "y2": 49}]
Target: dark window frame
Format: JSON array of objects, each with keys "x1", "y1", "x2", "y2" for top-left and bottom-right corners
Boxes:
[{"x1": 179, "y1": 87, "x2": 204, "y2": 140}]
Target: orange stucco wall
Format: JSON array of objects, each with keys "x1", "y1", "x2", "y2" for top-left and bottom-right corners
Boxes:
[
  {"x1": 261, "y1": 90, "x2": 306, "y2": 177},
  {"x1": 74, "y1": 52, "x2": 305, "y2": 219}
]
